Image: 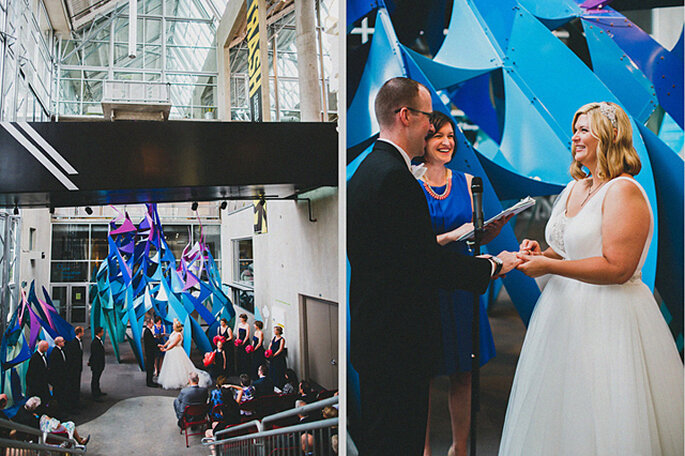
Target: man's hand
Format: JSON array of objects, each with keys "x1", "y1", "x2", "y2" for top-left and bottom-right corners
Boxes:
[{"x1": 495, "y1": 251, "x2": 521, "y2": 278}]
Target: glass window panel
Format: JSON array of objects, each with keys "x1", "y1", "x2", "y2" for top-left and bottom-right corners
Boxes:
[
  {"x1": 145, "y1": 18, "x2": 162, "y2": 44},
  {"x1": 52, "y1": 225, "x2": 89, "y2": 260},
  {"x1": 51, "y1": 262, "x2": 88, "y2": 283},
  {"x1": 91, "y1": 225, "x2": 109, "y2": 262},
  {"x1": 234, "y1": 289, "x2": 254, "y2": 313},
  {"x1": 59, "y1": 102, "x2": 80, "y2": 116},
  {"x1": 60, "y1": 79, "x2": 81, "y2": 102},
  {"x1": 145, "y1": 72, "x2": 162, "y2": 81},
  {"x1": 82, "y1": 41, "x2": 109, "y2": 66},
  {"x1": 166, "y1": 20, "x2": 213, "y2": 47},
  {"x1": 165, "y1": 0, "x2": 211, "y2": 19},
  {"x1": 144, "y1": 0, "x2": 162, "y2": 15},
  {"x1": 83, "y1": 80, "x2": 103, "y2": 102},
  {"x1": 163, "y1": 225, "x2": 190, "y2": 260},
  {"x1": 144, "y1": 45, "x2": 162, "y2": 69},
  {"x1": 113, "y1": 17, "x2": 129, "y2": 43},
  {"x1": 166, "y1": 46, "x2": 216, "y2": 72},
  {"x1": 194, "y1": 225, "x2": 220, "y2": 259}
]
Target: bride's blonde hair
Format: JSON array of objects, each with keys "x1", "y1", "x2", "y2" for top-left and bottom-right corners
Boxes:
[
  {"x1": 570, "y1": 102, "x2": 641, "y2": 180},
  {"x1": 173, "y1": 321, "x2": 183, "y2": 332}
]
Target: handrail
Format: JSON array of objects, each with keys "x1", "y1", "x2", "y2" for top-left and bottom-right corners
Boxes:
[
  {"x1": 0, "y1": 438, "x2": 86, "y2": 454},
  {"x1": 209, "y1": 396, "x2": 338, "y2": 444},
  {"x1": 262, "y1": 397, "x2": 337, "y2": 427},
  {"x1": 205, "y1": 418, "x2": 338, "y2": 447},
  {"x1": 0, "y1": 418, "x2": 80, "y2": 447},
  {"x1": 209, "y1": 419, "x2": 262, "y2": 441}
]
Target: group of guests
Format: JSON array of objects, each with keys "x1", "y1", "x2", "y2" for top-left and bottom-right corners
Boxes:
[
  {"x1": 169, "y1": 365, "x2": 328, "y2": 445},
  {"x1": 25, "y1": 325, "x2": 107, "y2": 417},
  {"x1": 4, "y1": 324, "x2": 106, "y2": 447},
  {"x1": 207, "y1": 314, "x2": 288, "y2": 388}
]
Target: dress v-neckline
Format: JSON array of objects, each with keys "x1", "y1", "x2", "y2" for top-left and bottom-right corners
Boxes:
[{"x1": 564, "y1": 180, "x2": 604, "y2": 219}]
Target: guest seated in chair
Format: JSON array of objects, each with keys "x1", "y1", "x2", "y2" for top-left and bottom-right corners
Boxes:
[
  {"x1": 282, "y1": 369, "x2": 298, "y2": 395},
  {"x1": 253, "y1": 364, "x2": 274, "y2": 398},
  {"x1": 173, "y1": 372, "x2": 208, "y2": 428},
  {"x1": 299, "y1": 381, "x2": 316, "y2": 404}
]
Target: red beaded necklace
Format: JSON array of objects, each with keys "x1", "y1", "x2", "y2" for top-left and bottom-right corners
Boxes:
[{"x1": 422, "y1": 168, "x2": 452, "y2": 200}]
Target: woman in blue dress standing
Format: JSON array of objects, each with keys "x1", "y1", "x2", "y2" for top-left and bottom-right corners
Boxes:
[
  {"x1": 268, "y1": 326, "x2": 287, "y2": 388},
  {"x1": 419, "y1": 112, "x2": 510, "y2": 456}
]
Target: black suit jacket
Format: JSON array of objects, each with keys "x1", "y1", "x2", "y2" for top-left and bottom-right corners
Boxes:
[
  {"x1": 253, "y1": 376, "x2": 274, "y2": 397},
  {"x1": 64, "y1": 337, "x2": 83, "y2": 373},
  {"x1": 347, "y1": 140, "x2": 491, "y2": 376},
  {"x1": 89, "y1": 337, "x2": 105, "y2": 372},
  {"x1": 143, "y1": 327, "x2": 156, "y2": 361},
  {"x1": 48, "y1": 346, "x2": 67, "y2": 390},
  {"x1": 26, "y1": 351, "x2": 50, "y2": 402}
]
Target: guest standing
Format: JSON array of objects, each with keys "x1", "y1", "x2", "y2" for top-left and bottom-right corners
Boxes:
[
  {"x1": 210, "y1": 340, "x2": 229, "y2": 381},
  {"x1": 88, "y1": 327, "x2": 106, "y2": 401},
  {"x1": 268, "y1": 326, "x2": 287, "y2": 389},
  {"x1": 251, "y1": 321, "x2": 265, "y2": 379},
  {"x1": 64, "y1": 326, "x2": 84, "y2": 412},
  {"x1": 26, "y1": 340, "x2": 51, "y2": 406},
  {"x1": 48, "y1": 337, "x2": 68, "y2": 413},
  {"x1": 235, "y1": 314, "x2": 250, "y2": 376},
  {"x1": 217, "y1": 318, "x2": 234, "y2": 376}
]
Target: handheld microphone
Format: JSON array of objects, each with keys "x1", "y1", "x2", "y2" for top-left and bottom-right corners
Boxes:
[{"x1": 471, "y1": 176, "x2": 484, "y2": 231}]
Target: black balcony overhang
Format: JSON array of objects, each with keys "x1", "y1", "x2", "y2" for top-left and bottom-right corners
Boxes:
[{"x1": 0, "y1": 121, "x2": 337, "y2": 208}]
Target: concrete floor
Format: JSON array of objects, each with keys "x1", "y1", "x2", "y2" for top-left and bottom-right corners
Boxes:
[{"x1": 68, "y1": 332, "x2": 214, "y2": 455}]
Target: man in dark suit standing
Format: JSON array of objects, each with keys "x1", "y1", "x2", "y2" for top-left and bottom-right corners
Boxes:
[
  {"x1": 347, "y1": 77, "x2": 519, "y2": 455},
  {"x1": 142, "y1": 318, "x2": 159, "y2": 387},
  {"x1": 64, "y1": 326, "x2": 84, "y2": 412},
  {"x1": 88, "y1": 327, "x2": 106, "y2": 401},
  {"x1": 48, "y1": 336, "x2": 68, "y2": 414},
  {"x1": 173, "y1": 372, "x2": 208, "y2": 428},
  {"x1": 26, "y1": 341, "x2": 51, "y2": 406}
]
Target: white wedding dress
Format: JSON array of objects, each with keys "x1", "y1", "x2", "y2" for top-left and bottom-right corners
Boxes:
[
  {"x1": 499, "y1": 177, "x2": 684, "y2": 455},
  {"x1": 157, "y1": 331, "x2": 211, "y2": 390}
]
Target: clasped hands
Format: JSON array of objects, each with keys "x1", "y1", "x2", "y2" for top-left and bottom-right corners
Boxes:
[
  {"x1": 515, "y1": 239, "x2": 549, "y2": 278},
  {"x1": 479, "y1": 239, "x2": 549, "y2": 279}
]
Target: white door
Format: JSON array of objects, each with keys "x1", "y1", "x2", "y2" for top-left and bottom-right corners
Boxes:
[{"x1": 302, "y1": 296, "x2": 338, "y2": 390}]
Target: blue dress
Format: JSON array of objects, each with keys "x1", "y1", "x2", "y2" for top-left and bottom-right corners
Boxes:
[
  {"x1": 251, "y1": 334, "x2": 265, "y2": 378},
  {"x1": 268, "y1": 336, "x2": 286, "y2": 388},
  {"x1": 421, "y1": 170, "x2": 496, "y2": 374},
  {"x1": 237, "y1": 327, "x2": 249, "y2": 376}
]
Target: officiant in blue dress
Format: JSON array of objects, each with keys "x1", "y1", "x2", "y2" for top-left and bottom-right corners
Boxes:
[{"x1": 418, "y1": 111, "x2": 511, "y2": 456}]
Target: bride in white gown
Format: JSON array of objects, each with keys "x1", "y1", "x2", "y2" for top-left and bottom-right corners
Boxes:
[
  {"x1": 499, "y1": 102, "x2": 683, "y2": 455},
  {"x1": 157, "y1": 320, "x2": 211, "y2": 390}
]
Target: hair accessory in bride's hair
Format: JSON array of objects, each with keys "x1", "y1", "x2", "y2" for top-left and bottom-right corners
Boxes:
[{"x1": 598, "y1": 102, "x2": 617, "y2": 128}]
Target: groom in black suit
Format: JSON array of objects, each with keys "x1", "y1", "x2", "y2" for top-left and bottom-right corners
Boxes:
[
  {"x1": 142, "y1": 318, "x2": 159, "y2": 387},
  {"x1": 347, "y1": 77, "x2": 518, "y2": 455}
]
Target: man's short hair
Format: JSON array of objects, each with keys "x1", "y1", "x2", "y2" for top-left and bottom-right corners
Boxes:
[
  {"x1": 240, "y1": 374, "x2": 251, "y2": 387},
  {"x1": 74, "y1": 326, "x2": 84, "y2": 336},
  {"x1": 144, "y1": 317, "x2": 152, "y2": 325},
  {"x1": 258, "y1": 364, "x2": 269, "y2": 376},
  {"x1": 94, "y1": 326, "x2": 103, "y2": 336},
  {"x1": 188, "y1": 372, "x2": 199, "y2": 384},
  {"x1": 374, "y1": 77, "x2": 425, "y2": 128}
]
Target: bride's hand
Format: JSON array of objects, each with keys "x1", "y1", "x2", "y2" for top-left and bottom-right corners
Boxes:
[
  {"x1": 519, "y1": 239, "x2": 542, "y2": 256},
  {"x1": 516, "y1": 253, "x2": 550, "y2": 278}
]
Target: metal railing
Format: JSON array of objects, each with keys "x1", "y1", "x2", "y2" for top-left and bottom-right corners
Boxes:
[
  {"x1": 0, "y1": 418, "x2": 86, "y2": 455},
  {"x1": 102, "y1": 80, "x2": 171, "y2": 105},
  {"x1": 205, "y1": 397, "x2": 338, "y2": 456}
]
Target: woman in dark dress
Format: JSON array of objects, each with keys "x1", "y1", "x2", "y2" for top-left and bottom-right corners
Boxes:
[
  {"x1": 235, "y1": 314, "x2": 250, "y2": 376},
  {"x1": 419, "y1": 112, "x2": 509, "y2": 456},
  {"x1": 251, "y1": 321, "x2": 265, "y2": 379},
  {"x1": 216, "y1": 318, "x2": 234, "y2": 377},
  {"x1": 210, "y1": 340, "x2": 229, "y2": 380},
  {"x1": 268, "y1": 326, "x2": 287, "y2": 389}
]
